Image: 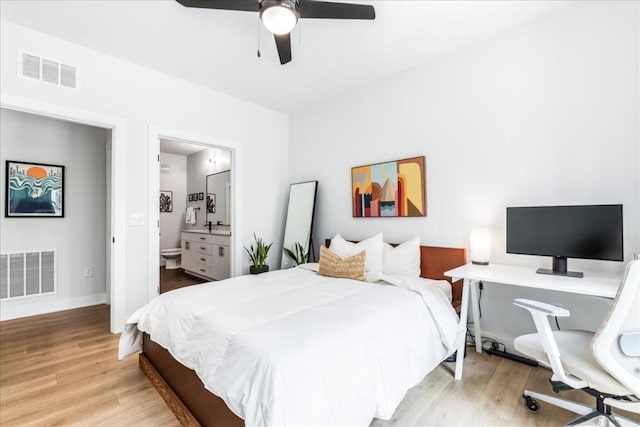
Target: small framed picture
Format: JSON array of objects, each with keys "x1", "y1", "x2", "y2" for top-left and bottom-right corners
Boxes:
[
  {"x1": 198, "y1": 192, "x2": 204, "y2": 201},
  {"x1": 188, "y1": 194, "x2": 193, "y2": 202},
  {"x1": 6, "y1": 160, "x2": 65, "y2": 217},
  {"x1": 159, "y1": 190, "x2": 173, "y2": 213},
  {"x1": 207, "y1": 193, "x2": 216, "y2": 213}
]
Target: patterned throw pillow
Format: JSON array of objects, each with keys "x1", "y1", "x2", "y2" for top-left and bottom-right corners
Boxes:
[{"x1": 318, "y1": 246, "x2": 366, "y2": 282}]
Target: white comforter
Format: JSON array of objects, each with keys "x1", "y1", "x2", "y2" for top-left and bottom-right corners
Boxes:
[{"x1": 119, "y1": 266, "x2": 460, "y2": 427}]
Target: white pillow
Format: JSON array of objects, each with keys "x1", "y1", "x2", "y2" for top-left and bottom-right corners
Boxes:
[
  {"x1": 383, "y1": 236, "x2": 421, "y2": 277},
  {"x1": 329, "y1": 233, "x2": 384, "y2": 280}
]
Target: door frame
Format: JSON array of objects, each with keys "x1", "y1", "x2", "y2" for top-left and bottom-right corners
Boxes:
[
  {"x1": 147, "y1": 126, "x2": 242, "y2": 300},
  {"x1": 1, "y1": 93, "x2": 127, "y2": 333}
]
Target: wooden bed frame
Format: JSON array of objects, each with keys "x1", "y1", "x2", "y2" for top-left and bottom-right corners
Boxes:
[{"x1": 140, "y1": 242, "x2": 466, "y2": 426}]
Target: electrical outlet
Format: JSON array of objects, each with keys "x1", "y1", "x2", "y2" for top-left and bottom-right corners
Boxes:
[{"x1": 84, "y1": 267, "x2": 93, "y2": 277}]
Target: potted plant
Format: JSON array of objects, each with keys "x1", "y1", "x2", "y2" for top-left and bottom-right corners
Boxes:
[
  {"x1": 245, "y1": 233, "x2": 273, "y2": 274},
  {"x1": 284, "y1": 242, "x2": 309, "y2": 266}
]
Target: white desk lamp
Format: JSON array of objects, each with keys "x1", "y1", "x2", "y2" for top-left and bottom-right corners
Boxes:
[{"x1": 470, "y1": 229, "x2": 491, "y2": 265}]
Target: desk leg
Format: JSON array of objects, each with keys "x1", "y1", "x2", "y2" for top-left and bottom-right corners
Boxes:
[
  {"x1": 469, "y1": 279, "x2": 482, "y2": 353},
  {"x1": 454, "y1": 278, "x2": 471, "y2": 380}
]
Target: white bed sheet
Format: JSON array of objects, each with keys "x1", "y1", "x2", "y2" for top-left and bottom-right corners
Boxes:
[{"x1": 119, "y1": 266, "x2": 459, "y2": 427}]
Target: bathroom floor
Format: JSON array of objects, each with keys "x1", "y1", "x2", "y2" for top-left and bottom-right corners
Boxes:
[{"x1": 160, "y1": 267, "x2": 208, "y2": 294}]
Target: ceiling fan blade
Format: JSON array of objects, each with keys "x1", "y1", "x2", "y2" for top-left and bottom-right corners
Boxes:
[
  {"x1": 175, "y1": 0, "x2": 259, "y2": 12},
  {"x1": 299, "y1": 0, "x2": 375, "y2": 20},
  {"x1": 274, "y1": 33, "x2": 292, "y2": 65}
]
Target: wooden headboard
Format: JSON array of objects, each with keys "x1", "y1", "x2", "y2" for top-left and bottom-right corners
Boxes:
[{"x1": 324, "y1": 239, "x2": 467, "y2": 313}]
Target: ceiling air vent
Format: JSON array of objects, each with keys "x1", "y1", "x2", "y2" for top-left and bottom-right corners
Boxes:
[
  {"x1": 60, "y1": 64, "x2": 76, "y2": 88},
  {"x1": 22, "y1": 53, "x2": 40, "y2": 79},
  {"x1": 42, "y1": 59, "x2": 59, "y2": 84},
  {"x1": 19, "y1": 50, "x2": 77, "y2": 90}
]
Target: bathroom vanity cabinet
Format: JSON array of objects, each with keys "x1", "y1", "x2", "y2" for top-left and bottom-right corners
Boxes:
[{"x1": 181, "y1": 231, "x2": 231, "y2": 281}]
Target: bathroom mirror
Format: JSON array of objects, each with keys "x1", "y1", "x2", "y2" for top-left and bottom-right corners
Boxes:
[
  {"x1": 281, "y1": 181, "x2": 318, "y2": 269},
  {"x1": 206, "y1": 170, "x2": 231, "y2": 226}
]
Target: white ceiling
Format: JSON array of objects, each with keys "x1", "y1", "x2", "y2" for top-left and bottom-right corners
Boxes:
[
  {"x1": 160, "y1": 138, "x2": 208, "y2": 156},
  {"x1": 1, "y1": 0, "x2": 573, "y2": 114}
]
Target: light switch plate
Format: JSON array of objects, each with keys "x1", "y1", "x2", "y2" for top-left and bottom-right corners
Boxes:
[{"x1": 131, "y1": 213, "x2": 145, "y2": 226}]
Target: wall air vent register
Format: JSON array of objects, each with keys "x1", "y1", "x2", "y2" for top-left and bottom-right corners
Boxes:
[
  {"x1": 0, "y1": 250, "x2": 57, "y2": 300},
  {"x1": 18, "y1": 50, "x2": 77, "y2": 89}
]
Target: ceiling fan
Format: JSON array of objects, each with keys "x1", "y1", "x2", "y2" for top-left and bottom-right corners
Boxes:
[{"x1": 176, "y1": 0, "x2": 376, "y2": 65}]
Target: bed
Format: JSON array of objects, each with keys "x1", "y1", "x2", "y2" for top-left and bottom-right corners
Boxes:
[{"x1": 119, "y1": 241, "x2": 466, "y2": 427}]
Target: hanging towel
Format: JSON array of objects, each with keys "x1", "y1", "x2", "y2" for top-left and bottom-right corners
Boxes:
[{"x1": 185, "y1": 207, "x2": 196, "y2": 225}]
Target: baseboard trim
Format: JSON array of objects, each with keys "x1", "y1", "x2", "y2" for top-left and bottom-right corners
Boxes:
[{"x1": 0, "y1": 293, "x2": 107, "y2": 321}]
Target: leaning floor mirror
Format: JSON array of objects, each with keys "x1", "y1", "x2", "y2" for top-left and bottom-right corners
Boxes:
[{"x1": 281, "y1": 181, "x2": 318, "y2": 269}]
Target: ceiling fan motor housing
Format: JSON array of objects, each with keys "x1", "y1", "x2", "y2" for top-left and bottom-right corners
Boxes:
[{"x1": 260, "y1": 0, "x2": 300, "y2": 35}]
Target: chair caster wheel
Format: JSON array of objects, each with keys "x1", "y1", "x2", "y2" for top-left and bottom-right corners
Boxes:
[{"x1": 523, "y1": 395, "x2": 539, "y2": 413}]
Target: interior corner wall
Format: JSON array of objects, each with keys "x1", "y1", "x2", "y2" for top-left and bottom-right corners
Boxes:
[
  {"x1": 0, "y1": 108, "x2": 108, "y2": 320},
  {"x1": 159, "y1": 152, "x2": 187, "y2": 260},
  {"x1": 1, "y1": 21, "x2": 290, "y2": 323},
  {"x1": 289, "y1": 2, "x2": 639, "y2": 350}
]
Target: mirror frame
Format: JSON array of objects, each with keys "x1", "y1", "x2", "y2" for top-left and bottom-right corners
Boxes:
[
  {"x1": 280, "y1": 181, "x2": 318, "y2": 269},
  {"x1": 206, "y1": 169, "x2": 231, "y2": 226}
]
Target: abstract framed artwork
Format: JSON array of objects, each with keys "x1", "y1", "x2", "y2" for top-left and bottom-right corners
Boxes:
[
  {"x1": 352, "y1": 156, "x2": 426, "y2": 217},
  {"x1": 159, "y1": 190, "x2": 173, "y2": 213},
  {"x1": 6, "y1": 160, "x2": 65, "y2": 218},
  {"x1": 198, "y1": 192, "x2": 204, "y2": 201}
]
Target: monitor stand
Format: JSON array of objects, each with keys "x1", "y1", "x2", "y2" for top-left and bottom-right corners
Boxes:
[{"x1": 536, "y1": 256, "x2": 584, "y2": 278}]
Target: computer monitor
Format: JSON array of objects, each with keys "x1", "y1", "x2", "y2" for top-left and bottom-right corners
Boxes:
[{"x1": 506, "y1": 204, "x2": 623, "y2": 278}]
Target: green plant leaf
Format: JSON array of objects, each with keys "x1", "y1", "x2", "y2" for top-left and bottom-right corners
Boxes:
[
  {"x1": 284, "y1": 242, "x2": 309, "y2": 266},
  {"x1": 244, "y1": 233, "x2": 272, "y2": 267}
]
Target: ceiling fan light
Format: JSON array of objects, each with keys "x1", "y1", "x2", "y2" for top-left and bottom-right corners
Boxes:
[{"x1": 260, "y1": 1, "x2": 299, "y2": 35}]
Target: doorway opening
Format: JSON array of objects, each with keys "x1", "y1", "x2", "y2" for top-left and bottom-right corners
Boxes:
[
  {"x1": 0, "y1": 97, "x2": 126, "y2": 333},
  {"x1": 148, "y1": 127, "x2": 242, "y2": 300}
]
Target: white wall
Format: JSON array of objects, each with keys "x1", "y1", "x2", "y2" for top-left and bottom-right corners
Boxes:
[
  {"x1": 1, "y1": 21, "x2": 290, "y2": 321},
  {"x1": 289, "y1": 2, "x2": 639, "y2": 350},
  {"x1": 0, "y1": 108, "x2": 108, "y2": 319},
  {"x1": 159, "y1": 152, "x2": 187, "y2": 257}
]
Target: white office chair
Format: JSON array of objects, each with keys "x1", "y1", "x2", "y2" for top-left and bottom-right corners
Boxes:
[{"x1": 513, "y1": 260, "x2": 640, "y2": 426}]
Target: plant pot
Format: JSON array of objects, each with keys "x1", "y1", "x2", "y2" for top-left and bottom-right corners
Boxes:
[{"x1": 250, "y1": 265, "x2": 269, "y2": 275}]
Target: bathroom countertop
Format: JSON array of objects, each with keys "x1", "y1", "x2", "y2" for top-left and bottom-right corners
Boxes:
[{"x1": 182, "y1": 229, "x2": 232, "y2": 236}]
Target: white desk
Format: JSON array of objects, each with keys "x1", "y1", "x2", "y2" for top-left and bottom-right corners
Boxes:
[{"x1": 444, "y1": 263, "x2": 621, "y2": 380}]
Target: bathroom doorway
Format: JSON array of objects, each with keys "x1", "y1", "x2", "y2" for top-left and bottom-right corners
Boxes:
[{"x1": 156, "y1": 137, "x2": 233, "y2": 294}]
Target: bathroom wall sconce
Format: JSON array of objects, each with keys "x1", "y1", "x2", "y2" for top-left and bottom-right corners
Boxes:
[{"x1": 470, "y1": 228, "x2": 491, "y2": 265}]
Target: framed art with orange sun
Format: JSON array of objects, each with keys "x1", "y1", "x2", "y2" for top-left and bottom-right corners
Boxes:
[{"x1": 6, "y1": 161, "x2": 65, "y2": 217}]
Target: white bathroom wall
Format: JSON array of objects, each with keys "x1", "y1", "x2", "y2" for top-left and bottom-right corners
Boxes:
[
  {"x1": 289, "y1": 2, "x2": 639, "y2": 350},
  {"x1": 159, "y1": 152, "x2": 187, "y2": 259},
  {"x1": 0, "y1": 108, "x2": 108, "y2": 319}
]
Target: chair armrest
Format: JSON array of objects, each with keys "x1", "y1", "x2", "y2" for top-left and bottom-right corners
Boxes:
[
  {"x1": 514, "y1": 298, "x2": 570, "y2": 317},
  {"x1": 513, "y1": 298, "x2": 588, "y2": 389}
]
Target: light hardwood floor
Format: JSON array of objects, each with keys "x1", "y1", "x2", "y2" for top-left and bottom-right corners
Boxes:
[{"x1": 1, "y1": 304, "x2": 638, "y2": 426}]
